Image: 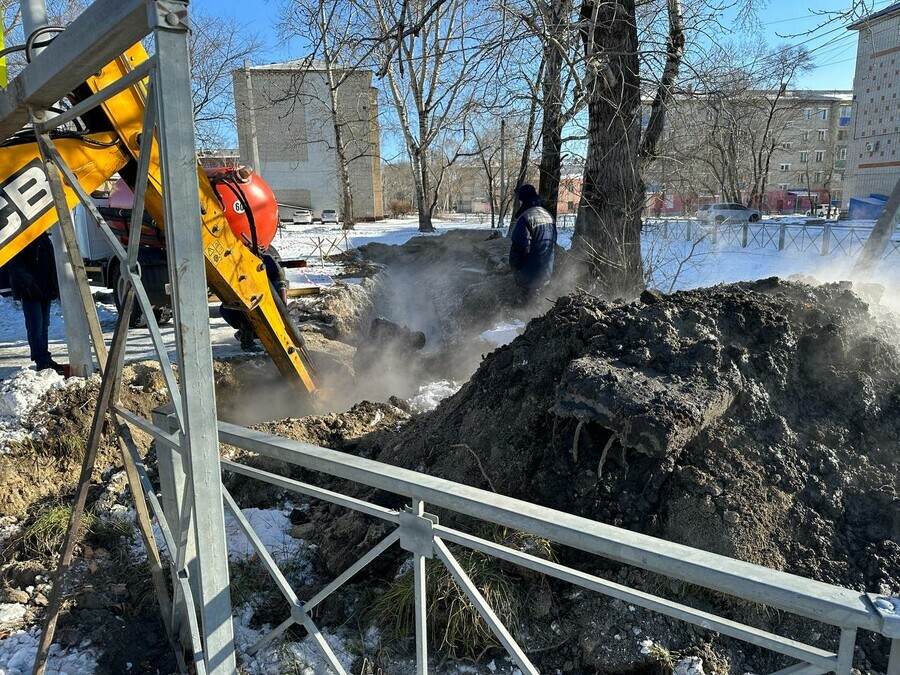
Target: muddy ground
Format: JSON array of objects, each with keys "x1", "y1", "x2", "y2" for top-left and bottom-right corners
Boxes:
[
  {"x1": 301, "y1": 278, "x2": 900, "y2": 674},
  {"x1": 2, "y1": 232, "x2": 898, "y2": 673}
]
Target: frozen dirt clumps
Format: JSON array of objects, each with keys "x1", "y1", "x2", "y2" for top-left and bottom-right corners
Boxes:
[{"x1": 345, "y1": 278, "x2": 899, "y2": 672}]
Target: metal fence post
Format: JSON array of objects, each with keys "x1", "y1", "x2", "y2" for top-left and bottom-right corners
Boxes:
[
  {"x1": 779, "y1": 223, "x2": 787, "y2": 250},
  {"x1": 663, "y1": 221, "x2": 668, "y2": 239},
  {"x1": 685, "y1": 220, "x2": 692, "y2": 241},
  {"x1": 742, "y1": 222, "x2": 749, "y2": 248},
  {"x1": 888, "y1": 638, "x2": 899, "y2": 675},
  {"x1": 712, "y1": 222, "x2": 718, "y2": 245},
  {"x1": 822, "y1": 223, "x2": 832, "y2": 255},
  {"x1": 152, "y1": 5, "x2": 236, "y2": 672}
]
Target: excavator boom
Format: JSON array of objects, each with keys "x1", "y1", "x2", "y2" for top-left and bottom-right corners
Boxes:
[{"x1": 0, "y1": 44, "x2": 318, "y2": 406}]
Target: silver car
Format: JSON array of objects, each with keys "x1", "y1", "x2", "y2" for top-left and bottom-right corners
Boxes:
[{"x1": 698, "y1": 202, "x2": 761, "y2": 224}]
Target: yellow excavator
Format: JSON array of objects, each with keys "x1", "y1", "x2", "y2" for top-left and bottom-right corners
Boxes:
[{"x1": 0, "y1": 42, "x2": 319, "y2": 407}]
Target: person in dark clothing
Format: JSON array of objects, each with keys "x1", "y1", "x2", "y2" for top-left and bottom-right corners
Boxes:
[
  {"x1": 220, "y1": 245, "x2": 289, "y2": 351},
  {"x1": 509, "y1": 184, "x2": 557, "y2": 299},
  {"x1": 6, "y1": 232, "x2": 65, "y2": 374}
]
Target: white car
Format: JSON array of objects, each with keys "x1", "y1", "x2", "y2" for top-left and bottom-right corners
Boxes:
[
  {"x1": 321, "y1": 209, "x2": 339, "y2": 224},
  {"x1": 697, "y1": 202, "x2": 761, "y2": 224},
  {"x1": 292, "y1": 209, "x2": 313, "y2": 225}
]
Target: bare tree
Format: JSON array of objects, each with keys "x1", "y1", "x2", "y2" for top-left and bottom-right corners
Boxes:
[
  {"x1": 361, "y1": 0, "x2": 488, "y2": 232},
  {"x1": 280, "y1": 0, "x2": 378, "y2": 229},
  {"x1": 189, "y1": 10, "x2": 263, "y2": 148}
]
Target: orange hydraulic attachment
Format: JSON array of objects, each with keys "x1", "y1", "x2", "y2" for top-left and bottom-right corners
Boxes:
[{"x1": 205, "y1": 167, "x2": 280, "y2": 252}]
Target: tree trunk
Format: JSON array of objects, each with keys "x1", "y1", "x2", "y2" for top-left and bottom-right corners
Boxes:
[
  {"x1": 853, "y1": 174, "x2": 900, "y2": 277},
  {"x1": 573, "y1": 0, "x2": 644, "y2": 298},
  {"x1": 508, "y1": 59, "x2": 544, "y2": 235},
  {"x1": 415, "y1": 149, "x2": 434, "y2": 232},
  {"x1": 537, "y1": 0, "x2": 567, "y2": 218}
]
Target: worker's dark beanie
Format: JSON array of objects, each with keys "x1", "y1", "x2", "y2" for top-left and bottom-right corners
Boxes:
[{"x1": 516, "y1": 184, "x2": 539, "y2": 204}]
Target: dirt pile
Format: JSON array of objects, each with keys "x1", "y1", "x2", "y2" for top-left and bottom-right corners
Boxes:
[{"x1": 334, "y1": 278, "x2": 900, "y2": 671}]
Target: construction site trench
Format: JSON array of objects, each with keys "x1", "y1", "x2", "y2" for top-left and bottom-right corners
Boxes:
[{"x1": 1, "y1": 230, "x2": 899, "y2": 674}]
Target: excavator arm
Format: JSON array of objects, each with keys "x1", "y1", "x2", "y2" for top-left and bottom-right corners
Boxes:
[{"x1": 0, "y1": 43, "x2": 319, "y2": 406}]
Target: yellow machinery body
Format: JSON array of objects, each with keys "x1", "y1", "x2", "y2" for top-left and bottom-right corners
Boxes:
[{"x1": 0, "y1": 43, "x2": 318, "y2": 404}]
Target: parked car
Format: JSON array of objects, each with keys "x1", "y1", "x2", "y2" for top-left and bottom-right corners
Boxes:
[
  {"x1": 697, "y1": 202, "x2": 761, "y2": 224},
  {"x1": 292, "y1": 208, "x2": 313, "y2": 225},
  {"x1": 321, "y1": 209, "x2": 339, "y2": 224},
  {"x1": 805, "y1": 205, "x2": 839, "y2": 219}
]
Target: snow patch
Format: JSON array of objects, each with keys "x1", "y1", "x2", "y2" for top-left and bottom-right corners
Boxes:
[
  {"x1": 0, "y1": 626, "x2": 98, "y2": 675},
  {"x1": 224, "y1": 507, "x2": 307, "y2": 566},
  {"x1": 0, "y1": 368, "x2": 78, "y2": 452},
  {"x1": 479, "y1": 320, "x2": 526, "y2": 347},
  {"x1": 408, "y1": 380, "x2": 461, "y2": 413}
]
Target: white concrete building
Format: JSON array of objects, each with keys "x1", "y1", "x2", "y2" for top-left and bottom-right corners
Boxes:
[
  {"x1": 844, "y1": 2, "x2": 900, "y2": 207},
  {"x1": 232, "y1": 60, "x2": 383, "y2": 220}
]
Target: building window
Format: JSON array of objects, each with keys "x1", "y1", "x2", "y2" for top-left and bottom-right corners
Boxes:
[
  {"x1": 777, "y1": 183, "x2": 789, "y2": 190},
  {"x1": 780, "y1": 163, "x2": 791, "y2": 171},
  {"x1": 802, "y1": 130, "x2": 810, "y2": 141},
  {"x1": 840, "y1": 105, "x2": 851, "y2": 117},
  {"x1": 782, "y1": 141, "x2": 793, "y2": 149},
  {"x1": 817, "y1": 129, "x2": 827, "y2": 141},
  {"x1": 837, "y1": 130, "x2": 847, "y2": 140},
  {"x1": 797, "y1": 173, "x2": 807, "y2": 184},
  {"x1": 803, "y1": 108, "x2": 812, "y2": 120},
  {"x1": 839, "y1": 147, "x2": 847, "y2": 160},
  {"x1": 814, "y1": 172, "x2": 823, "y2": 182},
  {"x1": 815, "y1": 150, "x2": 825, "y2": 162},
  {"x1": 800, "y1": 151, "x2": 809, "y2": 162},
  {"x1": 836, "y1": 172, "x2": 844, "y2": 181},
  {"x1": 818, "y1": 108, "x2": 829, "y2": 120}
]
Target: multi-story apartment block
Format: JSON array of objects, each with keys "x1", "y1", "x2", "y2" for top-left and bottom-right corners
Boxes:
[
  {"x1": 647, "y1": 91, "x2": 851, "y2": 215},
  {"x1": 844, "y1": 2, "x2": 900, "y2": 212},
  {"x1": 232, "y1": 59, "x2": 383, "y2": 220}
]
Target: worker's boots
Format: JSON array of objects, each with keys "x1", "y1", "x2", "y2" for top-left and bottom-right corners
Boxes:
[{"x1": 235, "y1": 329, "x2": 262, "y2": 352}]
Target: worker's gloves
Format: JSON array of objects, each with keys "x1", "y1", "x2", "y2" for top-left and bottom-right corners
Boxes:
[{"x1": 21, "y1": 282, "x2": 42, "y2": 302}]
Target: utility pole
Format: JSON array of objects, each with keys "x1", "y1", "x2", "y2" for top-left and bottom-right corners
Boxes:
[
  {"x1": 243, "y1": 60, "x2": 262, "y2": 174},
  {"x1": 498, "y1": 118, "x2": 506, "y2": 229},
  {"x1": 23, "y1": 0, "x2": 94, "y2": 376}
]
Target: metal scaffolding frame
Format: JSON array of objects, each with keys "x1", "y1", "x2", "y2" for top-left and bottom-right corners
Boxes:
[{"x1": 0, "y1": 1, "x2": 898, "y2": 674}]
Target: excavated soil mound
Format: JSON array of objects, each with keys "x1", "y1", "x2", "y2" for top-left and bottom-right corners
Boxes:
[{"x1": 330, "y1": 278, "x2": 899, "y2": 671}]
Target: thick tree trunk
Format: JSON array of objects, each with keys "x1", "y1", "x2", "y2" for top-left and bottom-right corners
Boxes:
[{"x1": 573, "y1": 0, "x2": 644, "y2": 298}]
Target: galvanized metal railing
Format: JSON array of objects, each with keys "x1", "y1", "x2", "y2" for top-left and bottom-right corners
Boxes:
[
  {"x1": 143, "y1": 413, "x2": 900, "y2": 675},
  {"x1": 645, "y1": 219, "x2": 900, "y2": 259}
]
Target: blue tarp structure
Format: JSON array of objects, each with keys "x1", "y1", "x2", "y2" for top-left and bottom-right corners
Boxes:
[{"x1": 848, "y1": 194, "x2": 890, "y2": 220}]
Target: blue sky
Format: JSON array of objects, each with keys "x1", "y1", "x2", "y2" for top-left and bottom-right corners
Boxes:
[{"x1": 196, "y1": 0, "x2": 885, "y2": 93}]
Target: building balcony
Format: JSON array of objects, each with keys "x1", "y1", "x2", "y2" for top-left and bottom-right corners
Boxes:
[{"x1": 839, "y1": 116, "x2": 850, "y2": 127}]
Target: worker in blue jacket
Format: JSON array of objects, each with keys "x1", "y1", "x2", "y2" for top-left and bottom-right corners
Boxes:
[{"x1": 509, "y1": 184, "x2": 557, "y2": 299}]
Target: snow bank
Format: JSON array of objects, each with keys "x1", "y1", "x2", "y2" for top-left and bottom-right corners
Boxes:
[
  {"x1": 408, "y1": 380, "x2": 461, "y2": 413},
  {"x1": 0, "y1": 626, "x2": 98, "y2": 675}
]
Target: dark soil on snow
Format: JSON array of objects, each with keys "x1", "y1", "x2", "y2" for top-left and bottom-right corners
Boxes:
[{"x1": 306, "y1": 278, "x2": 900, "y2": 673}]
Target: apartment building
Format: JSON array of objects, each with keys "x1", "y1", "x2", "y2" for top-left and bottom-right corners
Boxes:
[
  {"x1": 844, "y1": 2, "x2": 900, "y2": 210},
  {"x1": 648, "y1": 91, "x2": 851, "y2": 215},
  {"x1": 232, "y1": 59, "x2": 383, "y2": 220}
]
